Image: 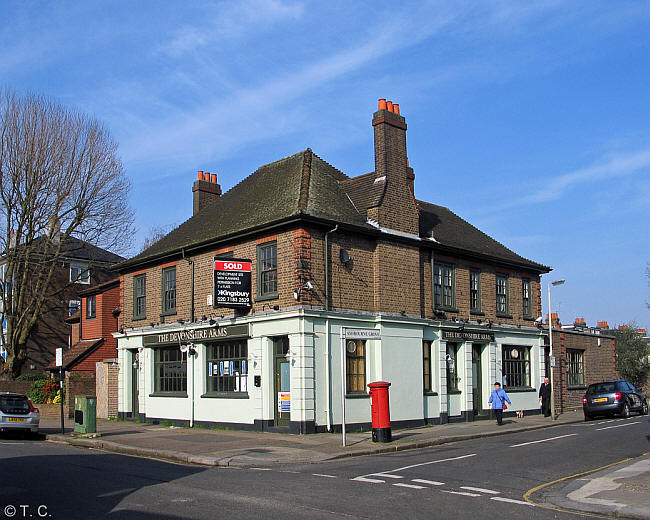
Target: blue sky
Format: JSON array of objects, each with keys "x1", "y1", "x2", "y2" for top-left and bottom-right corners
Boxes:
[{"x1": 2, "y1": 1, "x2": 649, "y2": 329}]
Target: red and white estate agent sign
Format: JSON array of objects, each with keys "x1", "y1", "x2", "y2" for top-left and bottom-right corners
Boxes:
[{"x1": 214, "y1": 259, "x2": 252, "y2": 308}]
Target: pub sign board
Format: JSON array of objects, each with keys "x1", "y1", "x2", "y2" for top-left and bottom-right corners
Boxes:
[
  {"x1": 441, "y1": 330, "x2": 494, "y2": 342},
  {"x1": 214, "y1": 258, "x2": 252, "y2": 308}
]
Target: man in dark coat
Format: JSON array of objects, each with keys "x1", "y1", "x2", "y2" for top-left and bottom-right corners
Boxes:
[{"x1": 539, "y1": 377, "x2": 552, "y2": 417}]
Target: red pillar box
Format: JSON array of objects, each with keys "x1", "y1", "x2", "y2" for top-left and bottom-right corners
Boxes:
[{"x1": 368, "y1": 381, "x2": 392, "y2": 443}]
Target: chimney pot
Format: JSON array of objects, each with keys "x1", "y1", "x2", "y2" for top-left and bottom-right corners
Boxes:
[
  {"x1": 378, "y1": 98, "x2": 387, "y2": 110},
  {"x1": 386, "y1": 101, "x2": 394, "y2": 112},
  {"x1": 197, "y1": 170, "x2": 203, "y2": 180},
  {"x1": 203, "y1": 172, "x2": 210, "y2": 181},
  {"x1": 211, "y1": 173, "x2": 217, "y2": 184},
  {"x1": 393, "y1": 103, "x2": 400, "y2": 115}
]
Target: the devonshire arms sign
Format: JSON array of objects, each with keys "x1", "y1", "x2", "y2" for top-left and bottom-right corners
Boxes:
[
  {"x1": 441, "y1": 329, "x2": 494, "y2": 342},
  {"x1": 143, "y1": 324, "x2": 249, "y2": 347}
]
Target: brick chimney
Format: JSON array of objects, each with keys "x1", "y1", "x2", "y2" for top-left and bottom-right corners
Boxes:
[
  {"x1": 192, "y1": 170, "x2": 222, "y2": 215},
  {"x1": 574, "y1": 317, "x2": 586, "y2": 328},
  {"x1": 367, "y1": 99, "x2": 419, "y2": 235},
  {"x1": 597, "y1": 321, "x2": 609, "y2": 330},
  {"x1": 546, "y1": 312, "x2": 561, "y2": 327}
]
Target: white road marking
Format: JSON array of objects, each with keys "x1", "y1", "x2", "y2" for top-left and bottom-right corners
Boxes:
[
  {"x1": 441, "y1": 490, "x2": 481, "y2": 497},
  {"x1": 250, "y1": 467, "x2": 272, "y2": 471},
  {"x1": 97, "y1": 488, "x2": 136, "y2": 498},
  {"x1": 412, "y1": 479, "x2": 445, "y2": 486},
  {"x1": 491, "y1": 497, "x2": 534, "y2": 506},
  {"x1": 596, "y1": 421, "x2": 640, "y2": 431},
  {"x1": 371, "y1": 473, "x2": 403, "y2": 479},
  {"x1": 372, "y1": 453, "x2": 477, "y2": 477},
  {"x1": 0, "y1": 442, "x2": 24, "y2": 445},
  {"x1": 393, "y1": 483, "x2": 426, "y2": 490},
  {"x1": 351, "y1": 477, "x2": 385, "y2": 484},
  {"x1": 460, "y1": 486, "x2": 500, "y2": 494},
  {"x1": 510, "y1": 433, "x2": 577, "y2": 447},
  {"x1": 312, "y1": 473, "x2": 337, "y2": 478}
]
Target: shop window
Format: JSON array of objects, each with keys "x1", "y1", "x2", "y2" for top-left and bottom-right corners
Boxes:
[
  {"x1": 470, "y1": 270, "x2": 481, "y2": 312},
  {"x1": 446, "y1": 343, "x2": 459, "y2": 391},
  {"x1": 154, "y1": 347, "x2": 187, "y2": 394},
  {"x1": 133, "y1": 274, "x2": 146, "y2": 320},
  {"x1": 346, "y1": 339, "x2": 366, "y2": 394},
  {"x1": 567, "y1": 349, "x2": 585, "y2": 387},
  {"x1": 423, "y1": 341, "x2": 433, "y2": 393},
  {"x1": 70, "y1": 262, "x2": 90, "y2": 284},
  {"x1": 86, "y1": 295, "x2": 96, "y2": 319},
  {"x1": 522, "y1": 279, "x2": 532, "y2": 317},
  {"x1": 434, "y1": 263, "x2": 455, "y2": 309},
  {"x1": 257, "y1": 242, "x2": 277, "y2": 299},
  {"x1": 496, "y1": 274, "x2": 509, "y2": 315},
  {"x1": 161, "y1": 266, "x2": 176, "y2": 315},
  {"x1": 206, "y1": 340, "x2": 248, "y2": 394},
  {"x1": 502, "y1": 345, "x2": 531, "y2": 388}
]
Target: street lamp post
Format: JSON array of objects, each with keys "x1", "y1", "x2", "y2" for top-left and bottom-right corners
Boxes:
[{"x1": 548, "y1": 279, "x2": 565, "y2": 420}]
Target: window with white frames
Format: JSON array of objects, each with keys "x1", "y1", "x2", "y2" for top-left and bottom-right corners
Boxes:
[{"x1": 70, "y1": 262, "x2": 90, "y2": 284}]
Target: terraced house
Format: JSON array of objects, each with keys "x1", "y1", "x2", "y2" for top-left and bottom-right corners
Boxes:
[{"x1": 115, "y1": 100, "x2": 550, "y2": 433}]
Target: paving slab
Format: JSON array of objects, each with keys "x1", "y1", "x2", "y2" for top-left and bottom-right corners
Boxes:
[{"x1": 535, "y1": 454, "x2": 650, "y2": 519}]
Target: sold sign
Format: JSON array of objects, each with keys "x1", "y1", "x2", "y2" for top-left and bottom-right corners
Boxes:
[{"x1": 214, "y1": 260, "x2": 252, "y2": 272}]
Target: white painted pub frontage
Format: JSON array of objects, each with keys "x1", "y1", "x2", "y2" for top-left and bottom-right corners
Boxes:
[{"x1": 116, "y1": 309, "x2": 546, "y2": 433}]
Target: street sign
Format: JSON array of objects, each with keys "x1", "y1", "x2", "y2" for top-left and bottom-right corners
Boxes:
[
  {"x1": 344, "y1": 328, "x2": 381, "y2": 340},
  {"x1": 549, "y1": 355, "x2": 556, "y2": 368},
  {"x1": 55, "y1": 348, "x2": 63, "y2": 367}
]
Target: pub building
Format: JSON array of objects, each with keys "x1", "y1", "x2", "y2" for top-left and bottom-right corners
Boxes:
[{"x1": 115, "y1": 99, "x2": 551, "y2": 433}]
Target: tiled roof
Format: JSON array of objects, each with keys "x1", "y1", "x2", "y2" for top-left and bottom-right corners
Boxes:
[
  {"x1": 47, "y1": 339, "x2": 103, "y2": 371},
  {"x1": 418, "y1": 201, "x2": 548, "y2": 271},
  {"x1": 78, "y1": 277, "x2": 120, "y2": 297},
  {"x1": 116, "y1": 149, "x2": 548, "y2": 273},
  {"x1": 119, "y1": 149, "x2": 366, "y2": 268},
  {"x1": 28, "y1": 235, "x2": 124, "y2": 264}
]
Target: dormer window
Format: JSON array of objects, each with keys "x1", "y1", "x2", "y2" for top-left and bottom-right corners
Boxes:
[{"x1": 70, "y1": 262, "x2": 90, "y2": 284}]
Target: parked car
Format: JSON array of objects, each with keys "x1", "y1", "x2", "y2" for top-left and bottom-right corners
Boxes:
[
  {"x1": 583, "y1": 380, "x2": 648, "y2": 420},
  {"x1": 0, "y1": 392, "x2": 40, "y2": 434}
]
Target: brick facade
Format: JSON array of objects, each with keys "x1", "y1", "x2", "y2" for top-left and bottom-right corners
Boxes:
[{"x1": 548, "y1": 329, "x2": 617, "y2": 411}]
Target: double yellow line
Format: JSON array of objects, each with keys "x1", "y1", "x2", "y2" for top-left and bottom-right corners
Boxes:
[{"x1": 523, "y1": 451, "x2": 650, "y2": 518}]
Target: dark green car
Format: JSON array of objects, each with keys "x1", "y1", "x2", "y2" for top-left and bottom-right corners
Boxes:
[{"x1": 583, "y1": 380, "x2": 648, "y2": 420}]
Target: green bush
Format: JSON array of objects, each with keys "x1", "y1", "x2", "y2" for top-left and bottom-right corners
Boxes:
[
  {"x1": 28, "y1": 379, "x2": 65, "y2": 404},
  {"x1": 16, "y1": 372, "x2": 49, "y2": 381}
]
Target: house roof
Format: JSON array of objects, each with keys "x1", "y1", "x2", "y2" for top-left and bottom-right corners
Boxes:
[
  {"x1": 46, "y1": 338, "x2": 103, "y2": 371},
  {"x1": 78, "y1": 277, "x2": 120, "y2": 297},
  {"x1": 118, "y1": 149, "x2": 366, "y2": 269},
  {"x1": 116, "y1": 149, "x2": 549, "y2": 273},
  {"x1": 417, "y1": 201, "x2": 548, "y2": 271}
]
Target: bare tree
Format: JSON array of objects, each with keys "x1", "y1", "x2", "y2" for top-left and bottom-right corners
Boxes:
[
  {"x1": 0, "y1": 88, "x2": 134, "y2": 378},
  {"x1": 139, "y1": 223, "x2": 176, "y2": 253}
]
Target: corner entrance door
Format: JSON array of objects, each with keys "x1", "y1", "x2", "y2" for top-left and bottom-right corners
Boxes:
[
  {"x1": 472, "y1": 344, "x2": 483, "y2": 416},
  {"x1": 131, "y1": 350, "x2": 139, "y2": 418},
  {"x1": 273, "y1": 337, "x2": 290, "y2": 428}
]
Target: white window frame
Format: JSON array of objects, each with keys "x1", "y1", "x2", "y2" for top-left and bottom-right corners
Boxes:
[{"x1": 70, "y1": 262, "x2": 90, "y2": 284}]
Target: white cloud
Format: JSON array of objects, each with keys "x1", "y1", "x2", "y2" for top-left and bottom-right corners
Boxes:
[
  {"x1": 161, "y1": 0, "x2": 304, "y2": 57},
  {"x1": 525, "y1": 147, "x2": 650, "y2": 204}
]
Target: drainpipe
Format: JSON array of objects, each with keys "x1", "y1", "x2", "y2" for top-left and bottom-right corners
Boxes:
[
  {"x1": 323, "y1": 225, "x2": 338, "y2": 432},
  {"x1": 182, "y1": 249, "x2": 195, "y2": 323},
  {"x1": 324, "y1": 225, "x2": 339, "y2": 312}
]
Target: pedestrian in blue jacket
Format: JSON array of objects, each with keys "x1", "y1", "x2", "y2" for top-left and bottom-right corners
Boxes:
[{"x1": 488, "y1": 382, "x2": 511, "y2": 425}]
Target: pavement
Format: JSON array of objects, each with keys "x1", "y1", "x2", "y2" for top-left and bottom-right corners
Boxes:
[
  {"x1": 41, "y1": 410, "x2": 585, "y2": 467},
  {"x1": 534, "y1": 453, "x2": 650, "y2": 519}
]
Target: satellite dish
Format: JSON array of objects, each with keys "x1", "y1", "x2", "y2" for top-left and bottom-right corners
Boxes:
[{"x1": 339, "y1": 248, "x2": 351, "y2": 264}]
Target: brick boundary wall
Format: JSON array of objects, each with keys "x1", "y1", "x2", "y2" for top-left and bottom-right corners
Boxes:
[{"x1": 65, "y1": 374, "x2": 96, "y2": 418}]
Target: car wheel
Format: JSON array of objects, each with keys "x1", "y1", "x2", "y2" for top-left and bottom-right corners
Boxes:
[
  {"x1": 622, "y1": 402, "x2": 631, "y2": 418},
  {"x1": 641, "y1": 401, "x2": 649, "y2": 416}
]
